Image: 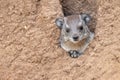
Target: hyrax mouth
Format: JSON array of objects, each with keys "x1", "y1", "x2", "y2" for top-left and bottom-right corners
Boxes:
[
  {"x1": 63, "y1": 38, "x2": 86, "y2": 50},
  {"x1": 73, "y1": 36, "x2": 79, "y2": 41},
  {"x1": 69, "y1": 38, "x2": 80, "y2": 44}
]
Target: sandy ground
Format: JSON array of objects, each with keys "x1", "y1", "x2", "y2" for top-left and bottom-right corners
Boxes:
[{"x1": 0, "y1": 0, "x2": 120, "y2": 80}]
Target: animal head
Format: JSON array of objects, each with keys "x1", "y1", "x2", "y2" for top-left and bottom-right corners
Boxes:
[
  {"x1": 55, "y1": 13, "x2": 91, "y2": 43},
  {"x1": 55, "y1": 14, "x2": 91, "y2": 43}
]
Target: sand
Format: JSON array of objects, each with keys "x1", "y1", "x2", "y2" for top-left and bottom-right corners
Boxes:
[{"x1": 0, "y1": 0, "x2": 120, "y2": 80}]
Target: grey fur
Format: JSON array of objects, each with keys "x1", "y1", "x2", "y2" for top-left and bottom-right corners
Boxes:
[{"x1": 55, "y1": 14, "x2": 94, "y2": 58}]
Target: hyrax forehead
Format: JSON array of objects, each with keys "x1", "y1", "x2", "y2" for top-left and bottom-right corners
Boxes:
[
  {"x1": 55, "y1": 13, "x2": 91, "y2": 30},
  {"x1": 65, "y1": 15, "x2": 83, "y2": 28}
]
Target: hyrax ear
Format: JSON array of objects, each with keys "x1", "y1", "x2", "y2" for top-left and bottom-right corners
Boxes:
[
  {"x1": 81, "y1": 13, "x2": 91, "y2": 24},
  {"x1": 55, "y1": 18, "x2": 64, "y2": 29}
]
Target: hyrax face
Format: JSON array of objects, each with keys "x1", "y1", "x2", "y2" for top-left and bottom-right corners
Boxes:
[{"x1": 55, "y1": 14, "x2": 91, "y2": 43}]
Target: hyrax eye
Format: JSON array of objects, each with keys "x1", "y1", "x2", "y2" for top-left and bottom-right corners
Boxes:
[{"x1": 79, "y1": 26, "x2": 83, "y2": 30}]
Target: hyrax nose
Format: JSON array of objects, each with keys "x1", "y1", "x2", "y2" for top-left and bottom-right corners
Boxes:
[{"x1": 73, "y1": 36, "x2": 79, "y2": 41}]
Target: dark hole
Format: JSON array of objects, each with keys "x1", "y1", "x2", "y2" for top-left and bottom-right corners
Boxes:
[{"x1": 60, "y1": 0, "x2": 98, "y2": 33}]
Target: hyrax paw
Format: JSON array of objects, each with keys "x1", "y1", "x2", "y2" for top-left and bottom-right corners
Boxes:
[{"x1": 68, "y1": 50, "x2": 81, "y2": 58}]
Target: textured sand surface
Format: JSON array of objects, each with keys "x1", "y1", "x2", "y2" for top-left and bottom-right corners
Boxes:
[{"x1": 0, "y1": 0, "x2": 120, "y2": 80}]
